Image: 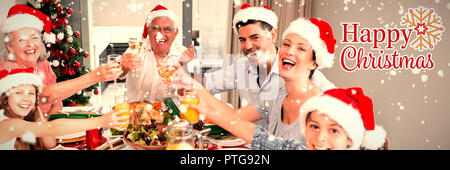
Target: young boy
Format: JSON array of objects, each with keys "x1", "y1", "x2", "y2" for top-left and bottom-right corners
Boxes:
[{"x1": 252, "y1": 87, "x2": 387, "y2": 150}]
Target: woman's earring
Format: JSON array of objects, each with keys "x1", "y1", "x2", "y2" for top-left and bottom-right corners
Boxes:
[{"x1": 7, "y1": 53, "x2": 14, "y2": 61}]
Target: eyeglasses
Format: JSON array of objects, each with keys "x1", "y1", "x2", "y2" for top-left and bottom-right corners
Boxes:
[{"x1": 149, "y1": 26, "x2": 175, "y2": 33}]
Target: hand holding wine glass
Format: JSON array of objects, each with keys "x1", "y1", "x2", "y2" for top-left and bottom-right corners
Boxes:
[
  {"x1": 121, "y1": 38, "x2": 144, "y2": 74},
  {"x1": 157, "y1": 56, "x2": 180, "y2": 85},
  {"x1": 107, "y1": 54, "x2": 122, "y2": 89}
]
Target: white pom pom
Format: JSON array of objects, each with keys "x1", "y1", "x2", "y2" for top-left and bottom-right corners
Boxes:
[
  {"x1": 57, "y1": 32, "x2": 64, "y2": 40},
  {"x1": 361, "y1": 125, "x2": 387, "y2": 150},
  {"x1": 52, "y1": 60, "x2": 60, "y2": 67}
]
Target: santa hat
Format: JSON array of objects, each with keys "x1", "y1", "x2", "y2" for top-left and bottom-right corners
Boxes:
[
  {"x1": 142, "y1": 4, "x2": 179, "y2": 39},
  {"x1": 232, "y1": 4, "x2": 278, "y2": 33},
  {"x1": 1, "y1": 4, "x2": 55, "y2": 44},
  {"x1": 282, "y1": 18, "x2": 336, "y2": 69},
  {"x1": 0, "y1": 67, "x2": 43, "y2": 95},
  {"x1": 299, "y1": 87, "x2": 387, "y2": 150}
]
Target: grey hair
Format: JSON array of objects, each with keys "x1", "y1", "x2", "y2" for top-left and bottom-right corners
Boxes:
[
  {"x1": 0, "y1": 32, "x2": 48, "y2": 62},
  {"x1": 148, "y1": 16, "x2": 179, "y2": 31}
]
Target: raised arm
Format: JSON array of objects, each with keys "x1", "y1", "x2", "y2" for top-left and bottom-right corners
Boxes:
[
  {"x1": 0, "y1": 109, "x2": 129, "y2": 144},
  {"x1": 40, "y1": 62, "x2": 123, "y2": 103}
]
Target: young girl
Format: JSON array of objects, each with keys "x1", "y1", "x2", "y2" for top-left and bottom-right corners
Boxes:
[{"x1": 0, "y1": 68, "x2": 129, "y2": 150}]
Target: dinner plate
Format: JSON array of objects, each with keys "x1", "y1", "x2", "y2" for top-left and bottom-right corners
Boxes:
[
  {"x1": 218, "y1": 147, "x2": 250, "y2": 150},
  {"x1": 50, "y1": 145, "x2": 78, "y2": 150},
  {"x1": 62, "y1": 106, "x2": 95, "y2": 113},
  {"x1": 209, "y1": 137, "x2": 247, "y2": 147},
  {"x1": 56, "y1": 131, "x2": 85, "y2": 143}
]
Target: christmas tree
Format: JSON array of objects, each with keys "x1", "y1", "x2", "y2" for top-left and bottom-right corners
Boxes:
[{"x1": 26, "y1": 0, "x2": 99, "y2": 106}]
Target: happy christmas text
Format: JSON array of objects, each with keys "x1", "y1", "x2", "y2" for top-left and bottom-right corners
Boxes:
[{"x1": 339, "y1": 22, "x2": 435, "y2": 72}]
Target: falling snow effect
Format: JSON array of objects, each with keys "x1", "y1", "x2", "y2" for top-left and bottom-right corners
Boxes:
[
  {"x1": 421, "y1": 74, "x2": 428, "y2": 83},
  {"x1": 21, "y1": 131, "x2": 36, "y2": 144},
  {"x1": 437, "y1": 70, "x2": 444, "y2": 78}
]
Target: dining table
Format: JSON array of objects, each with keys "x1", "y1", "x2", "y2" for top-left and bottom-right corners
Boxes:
[
  {"x1": 54, "y1": 127, "x2": 251, "y2": 150},
  {"x1": 51, "y1": 106, "x2": 251, "y2": 150}
]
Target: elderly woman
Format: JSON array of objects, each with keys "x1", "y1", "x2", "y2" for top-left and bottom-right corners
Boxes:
[
  {"x1": 0, "y1": 5, "x2": 122, "y2": 148},
  {"x1": 0, "y1": 4, "x2": 122, "y2": 117}
]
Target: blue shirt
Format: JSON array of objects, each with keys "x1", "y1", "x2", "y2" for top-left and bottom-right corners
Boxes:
[
  {"x1": 251, "y1": 126, "x2": 307, "y2": 150},
  {"x1": 204, "y1": 56, "x2": 283, "y2": 128}
]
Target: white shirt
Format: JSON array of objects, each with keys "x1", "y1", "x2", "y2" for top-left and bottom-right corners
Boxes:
[
  {"x1": 0, "y1": 111, "x2": 16, "y2": 150},
  {"x1": 125, "y1": 41, "x2": 186, "y2": 103}
]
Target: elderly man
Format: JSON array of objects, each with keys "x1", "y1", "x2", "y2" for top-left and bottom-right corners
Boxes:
[{"x1": 120, "y1": 5, "x2": 193, "y2": 102}]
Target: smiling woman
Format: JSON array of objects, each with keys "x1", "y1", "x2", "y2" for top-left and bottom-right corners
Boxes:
[
  {"x1": 0, "y1": 4, "x2": 125, "y2": 118},
  {"x1": 4, "y1": 28, "x2": 46, "y2": 66}
]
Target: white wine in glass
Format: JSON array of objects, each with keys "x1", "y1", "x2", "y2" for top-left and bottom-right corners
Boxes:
[
  {"x1": 128, "y1": 37, "x2": 143, "y2": 70},
  {"x1": 107, "y1": 54, "x2": 122, "y2": 89}
]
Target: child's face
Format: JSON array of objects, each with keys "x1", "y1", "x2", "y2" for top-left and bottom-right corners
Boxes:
[
  {"x1": 305, "y1": 111, "x2": 353, "y2": 150},
  {"x1": 7, "y1": 84, "x2": 36, "y2": 118}
]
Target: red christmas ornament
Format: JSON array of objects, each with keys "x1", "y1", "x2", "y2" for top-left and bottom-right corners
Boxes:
[
  {"x1": 70, "y1": 67, "x2": 76, "y2": 76},
  {"x1": 74, "y1": 61, "x2": 81, "y2": 67},
  {"x1": 67, "y1": 8, "x2": 73, "y2": 15},
  {"x1": 94, "y1": 89, "x2": 99, "y2": 95},
  {"x1": 55, "y1": 3, "x2": 61, "y2": 11},
  {"x1": 69, "y1": 101, "x2": 76, "y2": 106},
  {"x1": 55, "y1": 66, "x2": 61, "y2": 73},
  {"x1": 62, "y1": 66, "x2": 69, "y2": 75},
  {"x1": 84, "y1": 52, "x2": 89, "y2": 58},
  {"x1": 69, "y1": 48, "x2": 76, "y2": 55},
  {"x1": 74, "y1": 31, "x2": 80, "y2": 38}
]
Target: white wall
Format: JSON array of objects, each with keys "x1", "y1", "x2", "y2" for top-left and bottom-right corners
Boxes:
[
  {"x1": 90, "y1": 0, "x2": 183, "y2": 53},
  {"x1": 0, "y1": 1, "x2": 16, "y2": 54},
  {"x1": 312, "y1": 0, "x2": 450, "y2": 149}
]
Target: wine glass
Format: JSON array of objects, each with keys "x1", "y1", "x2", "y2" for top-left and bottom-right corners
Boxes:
[
  {"x1": 128, "y1": 37, "x2": 144, "y2": 71},
  {"x1": 157, "y1": 56, "x2": 179, "y2": 96},
  {"x1": 107, "y1": 54, "x2": 122, "y2": 89}
]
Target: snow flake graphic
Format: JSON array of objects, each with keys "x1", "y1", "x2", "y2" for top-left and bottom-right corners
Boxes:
[{"x1": 400, "y1": 6, "x2": 445, "y2": 51}]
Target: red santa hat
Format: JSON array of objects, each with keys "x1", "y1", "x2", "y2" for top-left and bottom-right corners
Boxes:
[
  {"x1": 282, "y1": 18, "x2": 336, "y2": 69},
  {"x1": 142, "y1": 4, "x2": 179, "y2": 39},
  {"x1": 232, "y1": 4, "x2": 278, "y2": 33},
  {"x1": 299, "y1": 87, "x2": 387, "y2": 150},
  {"x1": 0, "y1": 67, "x2": 43, "y2": 95},
  {"x1": 1, "y1": 4, "x2": 55, "y2": 44}
]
